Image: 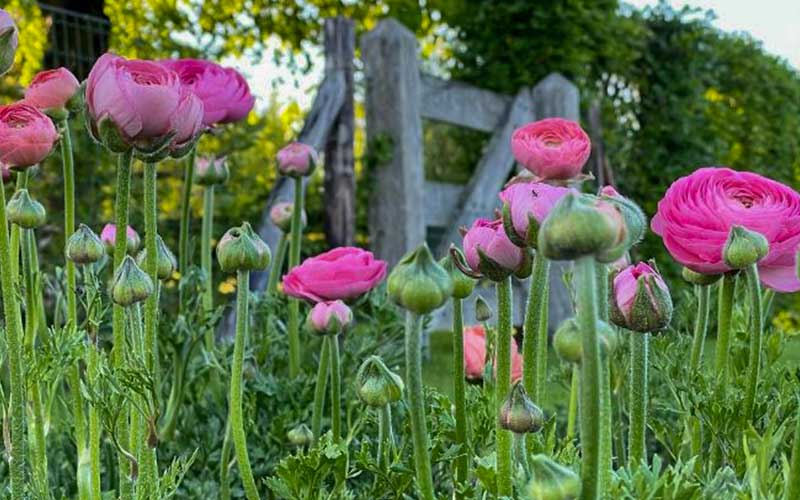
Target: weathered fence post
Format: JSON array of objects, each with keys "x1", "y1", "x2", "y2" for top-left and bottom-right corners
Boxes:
[
  {"x1": 362, "y1": 19, "x2": 425, "y2": 267},
  {"x1": 324, "y1": 17, "x2": 356, "y2": 247}
]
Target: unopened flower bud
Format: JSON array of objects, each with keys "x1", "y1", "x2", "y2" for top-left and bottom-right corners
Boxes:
[
  {"x1": 101, "y1": 223, "x2": 140, "y2": 256},
  {"x1": 277, "y1": 142, "x2": 318, "y2": 177},
  {"x1": 538, "y1": 192, "x2": 625, "y2": 261},
  {"x1": 475, "y1": 296, "x2": 493, "y2": 322},
  {"x1": 194, "y1": 156, "x2": 229, "y2": 186},
  {"x1": 217, "y1": 222, "x2": 271, "y2": 272},
  {"x1": 110, "y1": 255, "x2": 154, "y2": 307},
  {"x1": 306, "y1": 300, "x2": 352, "y2": 336},
  {"x1": 610, "y1": 262, "x2": 672, "y2": 333},
  {"x1": 462, "y1": 218, "x2": 526, "y2": 281},
  {"x1": 6, "y1": 189, "x2": 46, "y2": 228},
  {"x1": 723, "y1": 225, "x2": 768, "y2": 269},
  {"x1": 524, "y1": 454, "x2": 581, "y2": 500},
  {"x1": 136, "y1": 234, "x2": 177, "y2": 280},
  {"x1": 553, "y1": 318, "x2": 618, "y2": 364},
  {"x1": 682, "y1": 267, "x2": 721, "y2": 286},
  {"x1": 499, "y1": 381, "x2": 544, "y2": 434},
  {"x1": 66, "y1": 223, "x2": 105, "y2": 264},
  {"x1": 387, "y1": 243, "x2": 453, "y2": 314},
  {"x1": 269, "y1": 201, "x2": 303, "y2": 233},
  {"x1": 356, "y1": 355, "x2": 404, "y2": 407},
  {"x1": 0, "y1": 10, "x2": 18, "y2": 77},
  {"x1": 287, "y1": 424, "x2": 314, "y2": 447},
  {"x1": 439, "y1": 248, "x2": 476, "y2": 299},
  {"x1": 596, "y1": 186, "x2": 647, "y2": 263}
]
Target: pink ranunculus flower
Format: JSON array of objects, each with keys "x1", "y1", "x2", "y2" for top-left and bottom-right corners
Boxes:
[
  {"x1": 100, "y1": 223, "x2": 141, "y2": 256},
  {"x1": 307, "y1": 300, "x2": 353, "y2": 335},
  {"x1": 652, "y1": 167, "x2": 800, "y2": 292},
  {"x1": 23, "y1": 67, "x2": 80, "y2": 111},
  {"x1": 511, "y1": 118, "x2": 591, "y2": 180},
  {"x1": 86, "y1": 53, "x2": 182, "y2": 145},
  {"x1": 0, "y1": 102, "x2": 58, "y2": 169},
  {"x1": 499, "y1": 181, "x2": 571, "y2": 244},
  {"x1": 0, "y1": 9, "x2": 18, "y2": 76},
  {"x1": 277, "y1": 142, "x2": 318, "y2": 177},
  {"x1": 160, "y1": 59, "x2": 255, "y2": 125},
  {"x1": 463, "y1": 324, "x2": 523, "y2": 383},
  {"x1": 462, "y1": 218, "x2": 525, "y2": 279},
  {"x1": 169, "y1": 86, "x2": 204, "y2": 153},
  {"x1": 282, "y1": 247, "x2": 388, "y2": 302}
]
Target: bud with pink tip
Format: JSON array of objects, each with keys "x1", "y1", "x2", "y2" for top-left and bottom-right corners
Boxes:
[
  {"x1": 510, "y1": 118, "x2": 591, "y2": 181},
  {"x1": 500, "y1": 181, "x2": 570, "y2": 247},
  {"x1": 0, "y1": 9, "x2": 18, "y2": 76},
  {"x1": 194, "y1": 156, "x2": 229, "y2": 186},
  {"x1": 610, "y1": 262, "x2": 672, "y2": 333},
  {"x1": 0, "y1": 103, "x2": 59, "y2": 169},
  {"x1": 306, "y1": 300, "x2": 353, "y2": 336},
  {"x1": 23, "y1": 68, "x2": 81, "y2": 115},
  {"x1": 101, "y1": 223, "x2": 141, "y2": 256},
  {"x1": 277, "y1": 142, "x2": 318, "y2": 177},
  {"x1": 269, "y1": 201, "x2": 303, "y2": 233},
  {"x1": 462, "y1": 218, "x2": 528, "y2": 281}
]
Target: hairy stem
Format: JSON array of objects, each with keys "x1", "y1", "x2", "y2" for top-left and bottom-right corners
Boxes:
[
  {"x1": 452, "y1": 297, "x2": 468, "y2": 496},
  {"x1": 714, "y1": 273, "x2": 736, "y2": 388},
  {"x1": 266, "y1": 234, "x2": 288, "y2": 296},
  {"x1": 287, "y1": 177, "x2": 304, "y2": 377},
  {"x1": 201, "y1": 185, "x2": 215, "y2": 328},
  {"x1": 178, "y1": 146, "x2": 196, "y2": 310},
  {"x1": 742, "y1": 265, "x2": 763, "y2": 422},
  {"x1": 219, "y1": 419, "x2": 233, "y2": 500},
  {"x1": 377, "y1": 404, "x2": 393, "y2": 470},
  {"x1": 328, "y1": 335, "x2": 342, "y2": 444},
  {"x1": 628, "y1": 332, "x2": 649, "y2": 469},
  {"x1": 311, "y1": 339, "x2": 330, "y2": 440},
  {"x1": 495, "y1": 277, "x2": 513, "y2": 497},
  {"x1": 405, "y1": 311, "x2": 435, "y2": 500},
  {"x1": 689, "y1": 285, "x2": 711, "y2": 370},
  {"x1": 566, "y1": 364, "x2": 579, "y2": 441}
]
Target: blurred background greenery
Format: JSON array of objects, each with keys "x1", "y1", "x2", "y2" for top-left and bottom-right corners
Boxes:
[{"x1": 2, "y1": 0, "x2": 799, "y2": 326}]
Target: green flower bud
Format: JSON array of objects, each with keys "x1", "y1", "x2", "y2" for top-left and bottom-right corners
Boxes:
[
  {"x1": 217, "y1": 222, "x2": 271, "y2": 272},
  {"x1": 194, "y1": 156, "x2": 230, "y2": 186},
  {"x1": 439, "y1": 248, "x2": 476, "y2": 299},
  {"x1": 356, "y1": 355, "x2": 405, "y2": 407},
  {"x1": 387, "y1": 243, "x2": 453, "y2": 314},
  {"x1": 723, "y1": 225, "x2": 768, "y2": 269},
  {"x1": 6, "y1": 189, "x2": 46, "y2": 228},
  {"x1": 110, "y1": 255, "x2": 154, "y2": 307},
  {"x1": 538, "y1": 192, "x2": 625, "y2": 261},
  {"x1": 475, "y1": 296, "x2": 493, "y2": 322},
  {"x1": 0, "y1": 18, "x2": 18, "y2": 77},
  {"x1": 498, "y1": 381, "x2": 544, "y2": 434},
  {"x1": 66, "y1": 223, "x2": 105, "y2": 265},
  {"x1": 610, "y1": 262, "x2": 673, "y2": 333},
  {"x1": 596, "y1": 186, "x2": 647, "y2": 263},
  {"x1": 682, "y1": 267, "x2": 721, "y2": 286},
  {"x1": 553, "y1": 318, "x2": 618, "y2": 364},
  {"x1": 287, "y1": 424, "x2": 314, "y2": 447},
  {"x1": 524, "y1": 454, "x2": 581, "y2": 500},
  {"x1": 136, "y1": 234, "x2": 177, "y2": 280}
]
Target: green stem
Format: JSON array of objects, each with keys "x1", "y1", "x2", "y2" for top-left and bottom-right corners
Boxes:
[
  {"x1": 576, "y1": 256, "x2": 601, "y2": 500},
  {"x1": 629, "y1": 332, "x2": 649, "y2": 469},
  {"x1": 689, "y1": 285, "x2": 711, "y2": 370},
  {"x1": 266, "y1": 234, "x2": 288, "y2": 296},
  {"x1": 311, "y1": 339, "x2": 330, "y2": 440},
  {"x1": 230, "y1": 270, "x2": 260, "y2": 500},
  {"x1": 112, "y1": 150, "x2": 134, "y2": 498},
  {"x1": 128, "y1": 306, "x2": 144, "y2": 461},
  {"x1": 742, "y1": 265, "x2": 763, "y2": 422},
  {"x1": 287, "y1": 178, "x2": 304, "y2": 378},
  {"x1": 178, "y1": 146, "x2": 196, "y2": 310},
  {"x1": 219, "y1": 419, "x2": 233, "y2": 500},
  {"x1": 599, "y1": 349, "x2": 613, "y2": 492},
  {"x1": 787, "y1": 395, "x2": 800, "y2": 500},
  {"x1": 85, "y1": 266, "x2": 103, "y2": 500},
  {"x1": 328, "y1": 335, "x2": 342, "y2": 444},
  {"x1": 523, "y1": 254, "x2": 550, "y2": 402},
  {"x1": 405, "y1": 311, "x2": 435, "y2": 500},
  {"x1": 714, "y1": 273, "x2": 736, "y2": 388},
  {"x1": 596, "y1": 262, "x2": 609, "y2": 322},
  {"x1": 377, "y1": 405, "x2": 393, "y2": 470},
  {"x1": 0, "y1": 173, "x2": 27, "y2": 497},
  {"x1": 61, "y1": 118, "x2": 77, "y2": 326},
  {"x1": 566, "y1": 364, "x2": 579, "y2": 441},
  {"x1": 495, "y1": 277, "x2": 513, "y2": 497},
  {"x1": 514, "y1": 433, "x2": 528, "y2": 474},
  {"x1": 10, "y1": 170, "x2": 27, "y2": 280},
  {"x1": 201, "y1": 185, "x2": 215, "y2": 319},
  {"x1": 452, "y1": 297, "x2": 468, "y2": 495}
]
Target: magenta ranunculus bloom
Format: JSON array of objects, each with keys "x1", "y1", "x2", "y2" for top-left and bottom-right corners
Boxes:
[
  {"x1": 277, "y1": 142, "x2": 318, "y2": 177},
  {"x1": 652, "y1": 167, "x2": 800, "y2": 292},
  {"x1": 86, "y1": 53, "x2": 182, "y2": 143},
  {"x1": 282, "y1": 247, "x2": 388, "y2": 302},
  {"x1": 463, "y1": 218, "x2": 525, "y2": 275},
  {"x1": 23, "y1": 67, "x2": 80, "y2": 111},
  {"x1": 499, "y1": 181, "x2": 571, "y2": 243},
  {"x1": 100, "y1": 223, "x2": 141, "y2": 255},
  {"x1": 308, "y1": 300, "x2": 353, "y2": 334},
  {"x1": 170, "y1": 86, "x2": 204, "y2": 151},
  {"x1": 511, "y1": 118, "x2": 591, "y2": 180},
  {"x1": 160, "y1": 59, "x2": 255, "y2": 126},
  {"x1": 0, "y1": 102, "x2": 58, "y2": 169},
  {"x1": 0, "y1": 9, "x2": 18, "y2": 76},
  {"x1": 613, "y1": 263, "x2": 668, "y2": 321}
]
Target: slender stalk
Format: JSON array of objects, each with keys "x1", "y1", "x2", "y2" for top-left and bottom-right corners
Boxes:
[
  {"x1": 112, "y1": 150, "x2": 134, "y2": 498},
  {"x1": 311, "y1": 339, "x2": 330, "y2": 439},
  {"x1": 714, "y1": 273, "x2": 736, "y2": 386},
  {"x1": 575, "y1": 256, "x2": 601, "y2": 500},
  {"x1": 10, "y1": 170, "x2": 28, "y2": 279},
  {"x1": 742, "y1": 265, "x2": 763, "y2": 422},
  {"x1": 405, "y1": 311, "x2": 435, "y2": 500},
  {"x1": 85, "y1": 265, "x2": 103, "y2": 499},
  {"x1": 0, "y1": 173, "x2": 27, "y2": 497},
  {"x1": 452, "y1": 297, "x2": 468, "y2": 495},
  {"x1": 689, "y1": 285, "x2": 711, "y2": 370},
  {"x1": 628, "y1": 332, "x2": 649, "y2": 469},
  {"x1": 128, "y1": 306, "x2": 144, "y2": 461},
  {"x1": 328, "y1": 335, "x2": 342, "y2": 444},
  {"x1": 201, "y1": 185, "x2": 215, "y2": 319},
  {"x1": 230, "y1": 270, "x2": 260, "y2": 499},
  {"x1": 219, "y1": 420, "x2": 233, "y2": 500},
  {"x1": 266, "y1": 233, "x2": 288, "y2": 296},
  {"x1": 514, "y1": 433, "x2": 528, "y2": 473},
  {"x1": 61, "y1": 118, "x2": 78, "y2": 326},
  {"x1": 599, "y1": 351, "x2": 613, "y2": 490},
  {"x1": 566, "y1": 364, "x2": 579, "y2": 441},
  {"x1": 522, "y1": 254, "x2": 550, "y2": 403},
  {"x1": 495, "y1": 277, "x2": 513, "y2": 497},
  {"x1": 787, "y1": 395, "x2": 800, "y2": 500},
  {"x1": 178, "y1": 146, "x2": 196, "y2": 310},
  {"x1": 377, "y1": 404, "x2": 393, "y2": 470},
  {"x1": 287, "y1": 177, "x2": 304, "y2": 377}
]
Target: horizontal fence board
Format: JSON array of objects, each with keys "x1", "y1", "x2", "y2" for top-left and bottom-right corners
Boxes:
[
  {"x1": 420, "y1": 73, "x2": 512, "y2": 132},
  {"x1": 423, "y1": 180, "x2": 464, "y2": 227}
]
